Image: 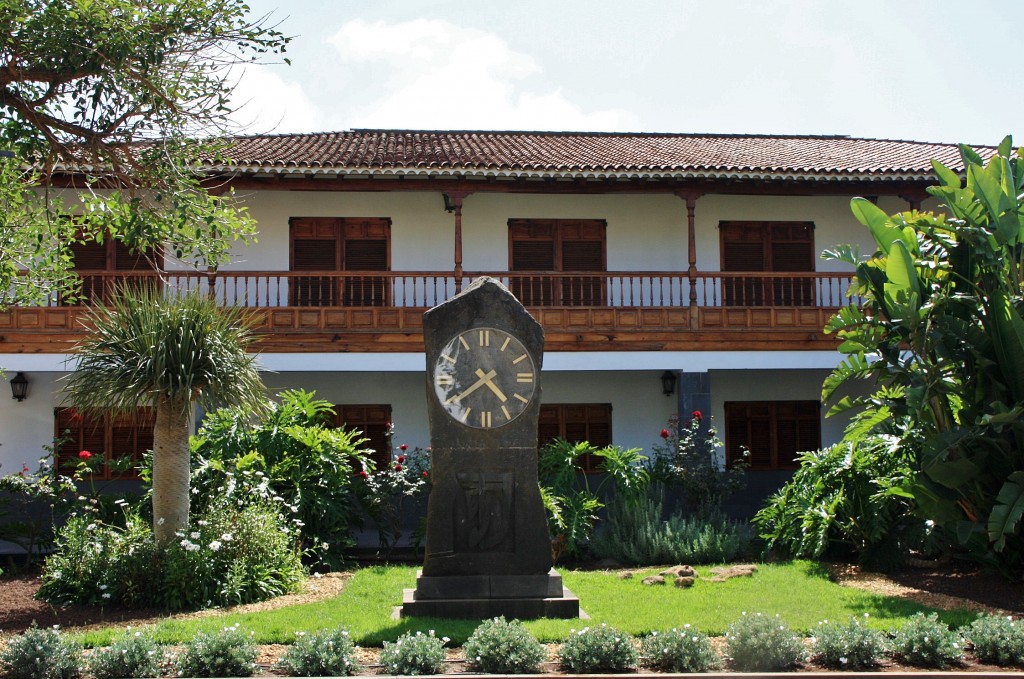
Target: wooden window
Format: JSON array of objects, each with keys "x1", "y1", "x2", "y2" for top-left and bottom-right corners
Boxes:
[
  {"x1": 334, "y1": 404, "x2": 392, "y2": 471},
  {"x1": 66, "y1": 237, "x2": 158, "y2": 305},
  {"x1": 724, "y1": 400, "x2": 820, "y2": 470},
  {"x1": 508, "y1": 219, "x2": 606, "y2": 306},
  {"x1": 54, "y1": 408, "x2": 155, "y2": 479},
  {"x1": 720, "y1": 221, "x2": 815, "y2": 306},
  {"x1": 289, "y1": 217, "x2": 391, "y2": 307},
  {"x1": 539, "y1": 404, "x2": 612, "y2": 473}
]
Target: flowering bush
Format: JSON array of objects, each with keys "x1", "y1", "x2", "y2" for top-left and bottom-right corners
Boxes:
[
  {"x1": 651, "y1": 414, "x2": 746, "y2": 518},
  {"x1": 174, "y1": 625, "x2": 258, "y2": 678},
  {"x1": 966, "y1": 614, "x2": 1024, "y2": 666},
  {"x1": 277, "y1": 627, "x2": 361, "y2": 676},
  {"x1": 379, "y1": 630, "x2": 448, "y2": 675},
  {"x1": 37, "y1": 511, "x2": 160, "y2": 608},
  {"x1": 811, "y1": 615, "x2": 888, "y2": 668},
  {"x1": 355, "y1": 439, "x2": 431, "y2": 553},
  {"x1": 558, "y1": 623, "x2": 638, "y2": 673},
  {"x1": 161, "y1": 500, "x2": 304, "y2": 610},
  {"x1": 892, "y1": 612, "x2": 964, "y2": 668},
  {"x1": 188, "y1": 389, "x2": 370, "y2": 569},
  {"x1": 463, "y1": 616, "x2": 546, "y2": 674},
  {"x1": 0, "y1": 624, "x2": 82, "y2": 679},
  {"x1": 724, "y1": 612, "x2": 805, "y2": 672},
  {"x1": 640, "y1": 625, "x2": 721, "y2": 672},
  {"x1": 86, "y1": 628, "x2": 163, "y2": 679}
]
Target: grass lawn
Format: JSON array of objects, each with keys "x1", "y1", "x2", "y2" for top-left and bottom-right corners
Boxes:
[{"x1": 76, "y1": 560, "x2": 976, "y2": 648}]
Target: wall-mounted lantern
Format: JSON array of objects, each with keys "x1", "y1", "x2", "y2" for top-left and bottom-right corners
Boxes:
[{"x1": 10, "y1": 372, "x2": 28, "y2": 402}]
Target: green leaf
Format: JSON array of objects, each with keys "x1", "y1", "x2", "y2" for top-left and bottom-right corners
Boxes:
[
  {"x1": 988, "y1": 289, "x2": 1024, "y2": 403},
  {"x1": 930, "y1": 159, "x2": 961, "y2": 189},
  {"x1": 988, "y1": 471, "x2": 1024, "y2": 551},
  {"x1": 851, "y1": 197, "x2": 904, "y2": 255}
]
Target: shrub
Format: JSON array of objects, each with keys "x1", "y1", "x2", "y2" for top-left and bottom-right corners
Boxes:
[
  {"x1": 379, "y1": 630, "x2": 448, "y2": 676},
  {"x1": 277, "y1": 628, "x2": 361, "y2": 676},
  {"x1": 966, "y1": 614, "x2": 1024, "y2": 666},
  {"x1": 189, "y1": 389, "x2": 371, "y2": 568},
  {"x1": 650, "y1": 413, "x2": 746, "y2": 518},
  {"x1": 640, "y1": 625, "x2": 721, "y2": 673},
  {"x1": 174, "y1": 625, "x2": 258, "y2": 678},
  {"x1": 811, "y1": 615, "x2": 888, "y2": 669},
  {"x1": 161, "y1": 500, "x2": 305, "y2": 610},
  {"x1": 354, "y1": 442, "x2": 431, "y2": 554},
  {"x1": 463, "y1": 616, "x2": 546, "y2": 674},
  {"x1": 0, "y1": 625, "x2": 82, "y2": 679},
  {"x1": 754, "y1": 434, "x2": 917, "y2": 568},
  {"x1": 724, "y1": 612, "x2": 805, "y2": 672},
  {"x1": 592, "y1": 491, "x2": 753, "y2": 565},
  {"x1": 892, "y1": 612, "x2": 963, "y2": 668},
  {"x1": 37, "y1": 512, "x2": 160, "y2": 608},
  {"x1": 86, "y1": 628, "x2": 162, "y2": 679},
  {"x1": 539, "y1": 439, "x2": 649, "y2": 561},
  {"x1": 558, "y1": 623, "x2": 638, "y2": 673}
]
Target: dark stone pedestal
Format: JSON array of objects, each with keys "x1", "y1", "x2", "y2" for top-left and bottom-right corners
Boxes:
[{"x1": 400, "y1": 568, "x2": 581, "y2": 619}]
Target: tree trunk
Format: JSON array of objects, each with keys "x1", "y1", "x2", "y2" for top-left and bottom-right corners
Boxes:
[{"x1": 152, "y1": 394, "x2": 192, "y2": 546}]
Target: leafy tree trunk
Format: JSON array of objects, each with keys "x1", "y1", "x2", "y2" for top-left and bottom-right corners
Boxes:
[{"x1": 152, "y1": 395, "x2": 192, "y2": 546}]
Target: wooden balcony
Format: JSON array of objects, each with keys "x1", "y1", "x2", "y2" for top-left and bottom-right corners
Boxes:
[{"x1": 0, "y1": 271, "x2": 857, "y2": 354}]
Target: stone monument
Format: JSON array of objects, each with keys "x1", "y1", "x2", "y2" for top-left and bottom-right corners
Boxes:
[{"x1": 400, "y1": 277, "x2": 581, "y2": 618}]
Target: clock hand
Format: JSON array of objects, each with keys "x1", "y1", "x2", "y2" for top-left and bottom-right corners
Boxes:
[
  {"x1": 445, "y1": 369, "x2": 498, "y2": 405},
  {"x1": 475, "y1": 368, "x2": 508, "y2": 402}
]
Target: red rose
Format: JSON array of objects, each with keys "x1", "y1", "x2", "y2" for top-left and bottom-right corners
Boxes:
[
  {"x1": 397, "y1": 455, "x2": 406, "y2": 464},
  {"x1": 394, "y1": 464, "x2": 403, "y2": 472},
  {"x1": 660, "y1": 429, "x2": 670, "y2": 439},
  {"x1": 358, "y1": 470, "x2": 368, "y2": 479},
  {"x1": 78, "y1": 450, "x2": 92, "y2": 460},
  {"x1": 399, "y1": 444, "x2": 408, "y2": 451},
  {"x1": 692, "y1": 410, "x2": 703, "y2": 421},
  {"x1": 422, "y1": 471, "x2": 429, "y2": 478}
]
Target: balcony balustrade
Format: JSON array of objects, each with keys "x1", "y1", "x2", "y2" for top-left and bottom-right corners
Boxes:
[{"x1": 0, "y1": 270, "x2": 858, "y2": 353}]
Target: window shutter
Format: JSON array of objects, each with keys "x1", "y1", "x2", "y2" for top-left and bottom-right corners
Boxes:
[
  {"x1": 511, "y1": 240, "x2": 556, "y2": 270},
  {"x1": 336, "y1": 405, "x2": 392, "y2": 471},
  {"x1": 113, "y1": 241, "x2": 155, "y2": 272},
  {"x1": 537, "y1": 404, "x2": 611, "y2": 472},
  {"x1": 726, "y1": 401, "x2": 821, "y2": 470},
  {"x1": 69, "y1": 242, "x2": 107, "y2": 269}
]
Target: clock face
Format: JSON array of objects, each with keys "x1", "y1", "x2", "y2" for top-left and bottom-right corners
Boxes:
[{"x1": 432, "y1": 327, "x2": 537, "y2": 429}]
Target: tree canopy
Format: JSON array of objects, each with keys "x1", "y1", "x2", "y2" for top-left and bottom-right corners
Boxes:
[{"x1": 0, "y1": 0, "x2": 290, "y2": 307}]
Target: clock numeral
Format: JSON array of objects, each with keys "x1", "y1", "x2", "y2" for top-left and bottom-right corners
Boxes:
[
  {"x1": 458, "y1": 335, "x2": 470, "y2": 350},
  {"x1": 479, "y1": 330, "x2": 490, "y2": 347},
  {"x1": 441, "y1": 353, "x2": 456, "y2": 364},
  {"x1": 460, "y1": 408, "x2": 471, "y2": 423},
  {"x1": 512, "y1": 354, "x2": 528, "y2": 365},
  {"x1": 516, "y1": 373, "x2": 534, "y2": 383},
  {"x1": 501, "y1": 405, "x2": 512, "y2": 420},
  {"x1": 514, "y1": 393, "x2": 530, "y2": 404},
  {"x1": 500, "y1": 336, "x2": 511, "y2": 351},
  {"x1": 480, "y1": 411, "x2": 492, "y2": 428},
  {"x1": 435, "y1": 375, "x2": 453, "y2": 386}
]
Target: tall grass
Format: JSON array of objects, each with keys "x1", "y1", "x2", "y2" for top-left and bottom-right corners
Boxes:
[{"x1": 76, "y1": 561, "x2": 974, "y2": 647}]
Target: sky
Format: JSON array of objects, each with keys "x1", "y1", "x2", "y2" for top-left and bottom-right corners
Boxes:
[{"x1": 230, "y1": 0, "x2": 1023, "y2": 147}]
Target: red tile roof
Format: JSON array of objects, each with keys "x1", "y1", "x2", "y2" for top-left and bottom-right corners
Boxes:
[{"x1": 210, "y1": 130, "x2": 992, "y2": 182}]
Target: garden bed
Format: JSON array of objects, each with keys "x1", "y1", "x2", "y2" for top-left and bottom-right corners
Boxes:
[{"x1": 2, "y1": 561, "x2": 1021, "y2": 676}]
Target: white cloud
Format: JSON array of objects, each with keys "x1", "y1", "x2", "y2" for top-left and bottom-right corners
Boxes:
[
  {"x1": 328, "y1": 19, "x2": 638, "y2": 131},
  {"x1": 229, "y1": 65, "x2": 326, "y2": 135}
]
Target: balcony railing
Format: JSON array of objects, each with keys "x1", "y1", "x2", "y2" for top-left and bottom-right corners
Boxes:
[{"x1": 33, "y1": 270, "x2": 859, "y2": 309}]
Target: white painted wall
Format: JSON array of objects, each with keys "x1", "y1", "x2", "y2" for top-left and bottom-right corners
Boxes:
[{"x1": 0, "y1": 371, "x2": 67, "y2": 475}]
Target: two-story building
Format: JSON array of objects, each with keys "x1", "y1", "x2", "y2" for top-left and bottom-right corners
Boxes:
[{"x1": 0, "y1": 130, "x2": 974, "y2": 497}]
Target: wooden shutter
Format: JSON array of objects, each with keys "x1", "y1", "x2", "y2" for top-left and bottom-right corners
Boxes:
[
  {"x1": 725, "y1": 401, "x2": 820, "y2": 470},
  {"x1": 290, "y1": 218, "x2": 341, "y2": 306},
  {"x1": 769, "y1": 223, "x2": 815, "y2": 306},
  {"x1": 538, "y1": 404, "x2": 612, "y2": 473},
  {"x1": 341, "y1": 218, "x2": 390, "y2": 306},
  {"x1": 56, "y1": 408, "x2": 104, "y2": 474},
  {"x1": 510, "y1": 222, "x2": 556, "y2": 306},
  {"x1": 509, "y1": 219, "x2": 606, "y2": 306},
  {"x1": 109, "y1": 410, "x2": 155, "y2": 479},
  {"x1": 721, "y1": 221, "x2": 815, "y2": 306},
  {"x1": 336, "y1": 404, "x2": 392, "y2": 471}
]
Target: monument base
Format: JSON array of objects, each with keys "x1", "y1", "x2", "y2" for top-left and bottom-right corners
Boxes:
[{"x1": 399, "y1": 568, "x2": 581, "y2": 619}]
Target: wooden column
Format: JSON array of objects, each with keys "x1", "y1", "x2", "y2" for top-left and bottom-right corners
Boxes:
[
  {"x1": 444, "y1": 191, "x2": 472, "y2": 292},
  {"x1": 900, "y1": 191, "x2": 926, "y2": 211},
  {"x1": 675, "y1": 190, "x2": 702, "y2": 329}
]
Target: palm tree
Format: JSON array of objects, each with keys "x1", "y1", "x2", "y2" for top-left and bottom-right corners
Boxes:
[{"x1": 66, "y1": 285, "x2": 265, "y2": 545}]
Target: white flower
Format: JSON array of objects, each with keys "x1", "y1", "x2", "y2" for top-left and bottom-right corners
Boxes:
[
  {"x1": 840, "y1": 657, "x2": 848, "y2": 665},
  {"x1": 52, "y1": 570, "x2": 62, "y2": 579},
  {"x1": 189, "y1": 531, "x2": 200, "y2": 539},
  {"x1": 221, "y1": 532, "x2": 233, "y2": 541},
  {"x1": 197, "y1": 520, "x2": 209, "y2": 526},
  {"x1": 98, "y1": 584, "x2": 107, "y2": 590},
  {"x1": 209, "y1": 540, "x2": 222, "y2": 551},
  {"x1": 102, "y1": 593, "x2": 111, "y2": 599}
]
